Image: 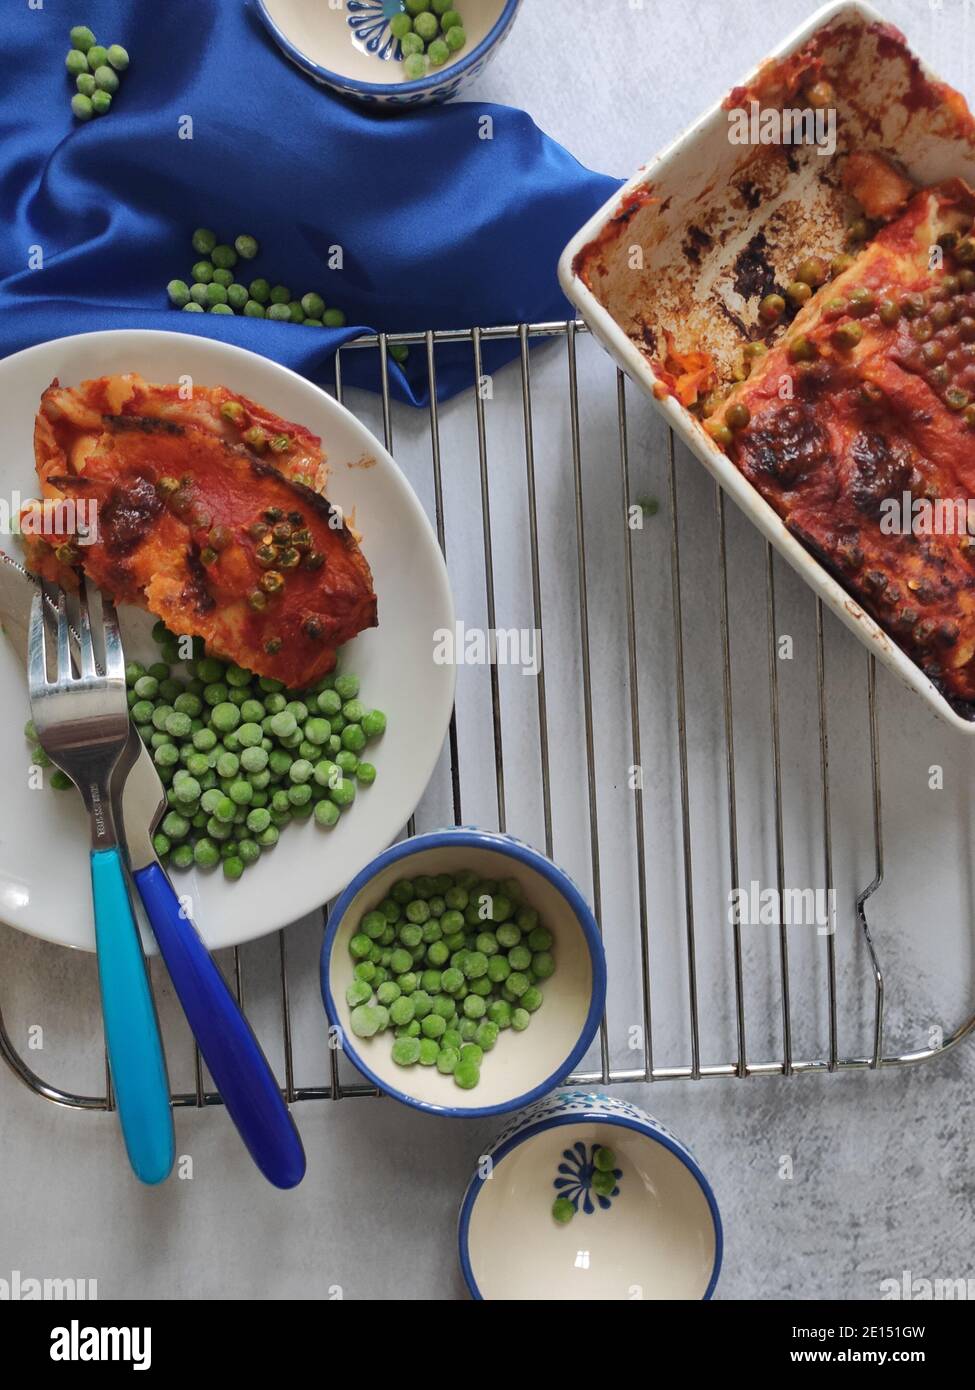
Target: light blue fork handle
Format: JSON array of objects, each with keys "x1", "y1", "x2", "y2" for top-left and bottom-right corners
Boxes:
[{"x1": 90, "y1": 848, "x2": 174, "y2": 1185}]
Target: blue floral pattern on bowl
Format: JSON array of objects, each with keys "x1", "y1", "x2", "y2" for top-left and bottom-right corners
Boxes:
[
  {"x1": 347, "y1": 0, "x2": 405, "y2": 63},
  {"x1": 554, "y1": 1140, "x2": 623, "y2": 1214}
]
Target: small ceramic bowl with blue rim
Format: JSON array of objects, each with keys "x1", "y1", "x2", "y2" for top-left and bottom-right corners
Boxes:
[
  {"x1": 320, "y1": 828, "x2": 606, "y2": 1116},
  {"x1": 257, "y1": 0, "x2": 523, "y2": 108},
  {"x1": 459, "y1": 1091, "x2": 723, "y2": 1300}
]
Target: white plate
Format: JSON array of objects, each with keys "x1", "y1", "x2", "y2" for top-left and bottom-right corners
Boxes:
[{"x1": 0, "y1": 330, "x2": 455, "y2": 952}]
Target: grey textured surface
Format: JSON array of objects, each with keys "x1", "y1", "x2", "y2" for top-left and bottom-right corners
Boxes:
[{"x1": 2, "y1": 0, "x2": 975, "y2": 1301}]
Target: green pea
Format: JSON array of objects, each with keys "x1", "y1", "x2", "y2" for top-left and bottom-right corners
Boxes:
[
  {"x1": 269, "y1": 284, "x2": 291, "y2": 305},
  {"x1": 107, "y1": 44, "x2": 129, "y2": 71},
  {"x1": 300, "y1": 291, "x2": 325, "y2": 319},
  {"x1": 71, "y1": 93, "x2": 94, "y2": 121},
  {"x1": 314, "y1": 799, "x2": 340, "y2": 828},
  {"x1": 70, "y1": 26, "x2": 96, "y2": 52},
  {"x1": 453, "y1": 1060, "x2": 480, "y2": 1090},
  {"x1": 93, "y1": 65, "x2": 119, "y2": 94},
  {"x1": 351, "y1": 1004, "x2": 389, "y2": 1039},
  {"x1": 235, "y1": 234, "x2": 259, "y2": 260},
  {"x1": 66, "y1": 49, "x2": 90, "y2": 76},
  {"x1": 391, "y1": 1036, "x2": 421, "y2": 1066},
  {"x1": 552, "y1": 1197, "x2": 575, "y2": 1224},
  {"x1": 328, "y1": 778, "x2": 355, "y2": 807},
  {"x1": 191, "y1": 229, "x2": 216, "y2": 256}
]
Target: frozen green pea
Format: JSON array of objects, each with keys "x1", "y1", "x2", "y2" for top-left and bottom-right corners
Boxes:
[
  {"x1": 532, "y1": 951, "x2": 555, "y2": 979},
  {"x1": 346, "y1": 979, "x2": 372, "y2": 1008},
  {"x1": 462, "y1": 995, "x2": 486, "y2": 1020},
  {"x1": 475, "y1": 1021, "x2": 499, "y2": 1051},
  {"x1": 192, "y1": 228, "x2": 217, "y2": 255},
  {"x1": 351, "y1": 1004, "x2": 388, "y2": 1038},
  {"x1": 70, "y1": 26, "x2": 96, "y2": 52},
  {"x1": 552, "y1": 1197, "x2": 575, "y2": 1225},
  {"x1": 71, "y1": 93, "x2": 94, "y2": 121},
  {"x1": 418, "y1": 1038, "x2": 440, "y2": 1066},
  {"x1": 391, "y1": 1036, "x2": 421, "y2": 1066},
  {"x1": 487, "y1": 999, "x2": 513, "y2": 1029},
  {"x1": 453, "y1": 1060, "x2": 479, "y2": 1089},
  {"x1": 66, "y1": 49, "x2": 90, "y2": 77},
  {"x1": 107, "y1": 45, "x2": 129, "y2": 71},
  {"x1": 436, "y1": 1046, "x2": 459, "y2": 1075},
  {"x1": 511, "y1": 1007, "x2": 530, "y2": 1031},
  {"x1": 314, "y1": 799, "x2": 340, "y2": 827},
  {"x1": 235, "y1": 234, "x2": 259, "y2": 260},
  {"x1": 93, "y1": 65, "x2": 119, "y2": 94},
  {"x1": 593, "y1": 1146, "x2": 617, "y2": 1172},
  {"x1": 376, "y1": 981, "x2": 401, "y2": 1007},
  {"x1": 328, "y1": 778, "x2": 355, "y2": 807},
  {"x1": 521, "y1": 986, "x2": 543, "y2": 1012}
]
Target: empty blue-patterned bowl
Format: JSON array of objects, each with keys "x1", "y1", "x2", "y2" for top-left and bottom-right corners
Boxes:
[
  {"x1": 459, "y1": 1091, "x2": 723, "y2": 1300},
  {"x1": 257, "y1": 0, "x2": 523, "y2": 107}
]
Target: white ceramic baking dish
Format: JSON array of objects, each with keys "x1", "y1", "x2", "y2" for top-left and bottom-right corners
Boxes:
[{"x1": 559, "y1": 0, "x2": 975, "y2": 733}]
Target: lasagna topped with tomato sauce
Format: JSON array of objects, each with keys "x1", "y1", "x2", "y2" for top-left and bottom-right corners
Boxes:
[
  {"x1": 705, "y1": 172, "x2": 975, "y2": 709},
  {"x1": 24, "y1": 374, "x2": 377, "y2": 688}
]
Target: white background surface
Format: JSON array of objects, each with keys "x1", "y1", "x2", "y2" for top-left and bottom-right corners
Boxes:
[{"x1": 2, "y1": 0, "x2": 974, "y2": 1302}]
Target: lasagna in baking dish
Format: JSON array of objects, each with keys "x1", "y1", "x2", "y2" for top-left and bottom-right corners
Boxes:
[{"x1": 704, "y1": 168, "x2": 975, "y2": 710}]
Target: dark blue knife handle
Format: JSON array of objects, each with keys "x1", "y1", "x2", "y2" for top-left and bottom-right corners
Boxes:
[{"x1": 132, "y1": 862, "x2": 306, "y2": 1190}]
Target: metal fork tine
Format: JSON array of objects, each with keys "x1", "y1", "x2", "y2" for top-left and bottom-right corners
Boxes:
[
  {"x1": 97, "y1": 592, "x2": 125, "y2": 684},
  {"x1": 27, "y1": 592, "x2": 48, "y2": 694},
  {"x1": 55, "y1": 588, "x2": 71, "y2": 684},
  {"x1": 76, "y1": 581, "x2": 98, "y2": 680}
]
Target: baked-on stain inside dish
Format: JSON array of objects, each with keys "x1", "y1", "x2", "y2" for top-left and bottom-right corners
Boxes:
[{"x1": 23, "y1": 373, "x2": 377, "y2": 687}]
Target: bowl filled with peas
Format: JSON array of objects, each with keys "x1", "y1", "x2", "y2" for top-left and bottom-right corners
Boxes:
[
  {"x1": 256, "y1": 0, "x2": 523, "y2": 108},
  {"x1": 321, "y1": 828, "x2": 606, "y2": 1114}
]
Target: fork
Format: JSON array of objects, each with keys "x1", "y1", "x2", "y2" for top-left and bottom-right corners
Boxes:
[{"x1": 28, "y1": 581, "x2": 174, "y2": 1185}]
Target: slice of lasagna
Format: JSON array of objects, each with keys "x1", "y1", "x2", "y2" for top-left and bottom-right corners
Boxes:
[
  {"x1": 705, "y1": 176, "x2": 975, "y2": 709},
  {"x1": 25, "y1": 374, "x2": 377, "y2": 688}
]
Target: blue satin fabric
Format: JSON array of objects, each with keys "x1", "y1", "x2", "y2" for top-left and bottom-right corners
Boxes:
[{"x1": 0, "y1": 1, "x2": 619, "y2": 404}]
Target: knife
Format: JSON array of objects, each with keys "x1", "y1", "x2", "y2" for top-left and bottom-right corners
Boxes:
[{"x1": 1, "y1": 551, "x2": 306, "y2": 1189}]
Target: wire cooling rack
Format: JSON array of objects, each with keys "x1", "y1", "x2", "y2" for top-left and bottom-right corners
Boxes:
[{"x1": 2, "y1": 319, "x2": 974, "y2": 1112}]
